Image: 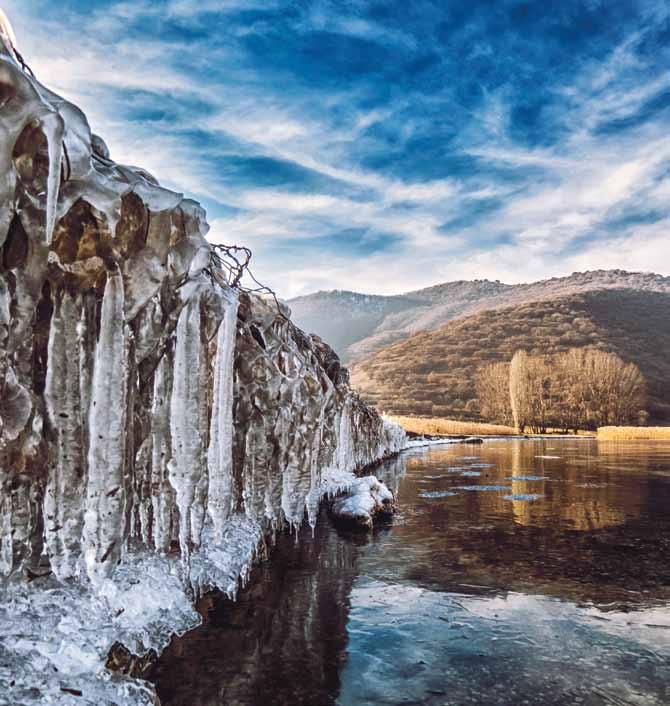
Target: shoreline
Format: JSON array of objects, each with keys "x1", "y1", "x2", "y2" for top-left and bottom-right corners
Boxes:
[{"x1": 1, "y1": 449, "x2": 404, "y2": 706}]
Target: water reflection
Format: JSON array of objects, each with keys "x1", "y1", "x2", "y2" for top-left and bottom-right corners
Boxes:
[
  {"x1": 151, "y1": 440, "x2": 670, "y2": 706},
  {"x1": 151, "y1": 511, "x2": 364, "y2": 706}
]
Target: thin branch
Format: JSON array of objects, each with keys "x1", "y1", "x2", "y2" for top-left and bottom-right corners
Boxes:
[
  {"x1": 209, "y1": 243, "x2": 295, "y2": 330},
  {"x1": 13, "y1": 48, "x2": 35, "y2": 78}
]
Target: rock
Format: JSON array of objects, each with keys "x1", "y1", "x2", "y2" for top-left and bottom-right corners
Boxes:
[{"x1": 330, "y1": 476, "x2": 395, "y2": 529}]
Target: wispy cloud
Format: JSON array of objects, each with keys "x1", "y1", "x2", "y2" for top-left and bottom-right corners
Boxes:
[{"x1": 4, "y1": 0, "x2": 669, "y2": 297}]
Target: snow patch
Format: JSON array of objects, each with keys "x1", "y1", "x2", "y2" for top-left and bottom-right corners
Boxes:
[{"x1": 331, "y1": 476, "x2": 395, "y2": 529}]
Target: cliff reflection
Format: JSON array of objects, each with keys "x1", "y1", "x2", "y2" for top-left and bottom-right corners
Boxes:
[{"x1": 151, "y1": 510, "x2": 361, "y2": 706}]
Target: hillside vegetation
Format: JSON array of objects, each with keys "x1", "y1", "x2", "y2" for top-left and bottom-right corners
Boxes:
[
  {"x1": 289, "y1": 270, "x2": 670, "y2": 362},
  {"x1": 349, "y1": 289, "x2": 670, "y2": 423}
]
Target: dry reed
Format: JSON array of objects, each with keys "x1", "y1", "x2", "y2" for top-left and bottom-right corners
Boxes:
[
  {"x1": 389, "y1": 415, "x2": 517, "y2": 437},
  {"x1": 597, "y1": 426, "x2": 670, "y2": 440}
]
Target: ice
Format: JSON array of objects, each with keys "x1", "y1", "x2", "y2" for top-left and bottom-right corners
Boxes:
[
  {"x1": 170, "y1": 290, "x2": 210, "y2": 565},
  {"x1": 506, "y1": 475, "x2": 549, "y2": 481},
  {"x1": 456, "y1": 485, "x2": 512, "y2": 492},
  {"x1": 0, "y1": 19, "x2": 406, "y2": 705},
  {"x1": 82, "y1": 268, "x2": 128, "y2": 583},
  {"x1": 418, "y1": 490, "x2": 459, "y2": 498},
  {"x1": 0, "y1": 10, "x2": 17, "y2": 58},
  {"x1": 331, "y1": 475, "x2": 395, "y2": 529},
  {"x1": 207, "y1": 291, "x2": 239, "y2": 540},
  {"x1": 402, "y1": 437, "x2": 468, "y2": 449}
]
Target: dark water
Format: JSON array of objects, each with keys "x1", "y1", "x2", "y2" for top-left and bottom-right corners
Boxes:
[{"x1": 150, "y1": 439, "x2": 670, "y2": 706}]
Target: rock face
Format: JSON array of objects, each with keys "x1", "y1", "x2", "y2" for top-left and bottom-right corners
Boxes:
[{"x1": 0, "y1": 24, "x2": 405, "y2": 706}]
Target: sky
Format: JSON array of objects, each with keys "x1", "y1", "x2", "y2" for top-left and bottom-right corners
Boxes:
[{"x1": 3, "y1": 0, "x2": 669, "y2": 297}]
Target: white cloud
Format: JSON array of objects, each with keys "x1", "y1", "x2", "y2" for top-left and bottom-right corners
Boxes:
[{"x1": 3, "y1": 0, "x2": 668, "y2": 300}]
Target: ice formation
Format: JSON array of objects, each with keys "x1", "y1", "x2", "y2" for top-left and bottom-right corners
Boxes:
[
  {"x1": 0, "y1": 20, "x2": 405, "y2": 705},
  {"x1": 330, "y1": 475, "x2": 395, "y2": 529}
]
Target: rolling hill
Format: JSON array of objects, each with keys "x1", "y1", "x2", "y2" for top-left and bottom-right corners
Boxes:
[
  {"x1": 347, "y1": 289, "x2": 670, "y2": 422},
  {"x1": 288, "y1": 270, "x2": 670, "y2": 363}
]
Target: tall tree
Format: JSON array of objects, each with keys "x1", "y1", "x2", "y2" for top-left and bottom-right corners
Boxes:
[
  {"x1": 475, "y1": 362, "x2": 512, "y2": 426},
  {"x1": 509, "y1": 351, "x2": 532, "y2": 433}
]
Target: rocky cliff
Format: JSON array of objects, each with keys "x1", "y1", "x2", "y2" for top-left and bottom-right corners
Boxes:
[{"x1": 0, "y1": 23, "x2": 404, "y2": 706}]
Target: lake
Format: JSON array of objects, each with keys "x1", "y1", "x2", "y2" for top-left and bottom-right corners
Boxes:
[{"x1": 150, "y1": 439, "x2": 670, "y2": 706}]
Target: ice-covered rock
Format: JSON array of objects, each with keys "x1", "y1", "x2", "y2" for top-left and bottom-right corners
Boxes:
[
  {"x1": 330, "y1": 475, "x2": 395, "y2": 529},
  {"x1": 0, "y1": 16, "x2": 405, "y2": 706}
]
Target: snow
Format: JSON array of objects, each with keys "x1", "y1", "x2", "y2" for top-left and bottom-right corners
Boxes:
[
  {"x1": 402, "y1": 436, "x2": 470, "y2": 449},
  {"x1": 331, "y1": 475, "x2": 395, "y2": 528}
]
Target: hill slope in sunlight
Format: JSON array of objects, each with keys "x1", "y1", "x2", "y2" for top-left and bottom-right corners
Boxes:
[
  {"x1": 288, "y1": 270, "x2": 670, "y2": 363},
  {"x1": 348, "y1": 289, "x2": 670, "y2": 422}
]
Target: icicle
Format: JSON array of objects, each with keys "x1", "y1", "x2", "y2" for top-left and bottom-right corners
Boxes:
[
  {"x1": 44, "y1": 291, "x2": 88, "y2": 580},
  {"x1": 0, "y1": 9, "x2": 18, "y2": 61},
  {"x1": 337, "y1": 400, "x2": 355, "y2": 474},
  {"x1": 40, "y1": 111, "x2": 64, "y2": 245},
  {"x1": 134, "y1": 437, "x2": 153, "y2": 545},
  {"x1": 306, "y1": 377, "x2": 334, "y2": 528},
  {"x1": 206, "y1": 291, "x2": 239, "y2": 540},
  {"x1": 169, "y1": 293, "x2": 208, "y2": 567},
  {"x1": 0, "y1": 475, "x2": 36, "y2": 575},
  {"x1": 82, "y1": 268, "x2": 128, "y2": 583},
  {"x1": 151, "y1": 349, "x2": 175, "y2": 553},
  {"x1": 280, "y1": 371, "x2": 320, "y2": 527},
  {"x1": 0, "y1": 477, "x2": 11, "y2": 576}
]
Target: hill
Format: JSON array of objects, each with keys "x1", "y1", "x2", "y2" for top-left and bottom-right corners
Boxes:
[
  {"x1": 288, "y1": 271, "x2": 670, "y2": 362},
  {"x1": 348, "y1": 289, "x2": 670, "y2": 422}
]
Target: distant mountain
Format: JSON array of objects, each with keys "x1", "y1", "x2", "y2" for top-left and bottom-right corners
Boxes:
[
  {"x1": 348, "y1": 289, "x2": 670, "y2": 422},
  {"x1": 288, "y1": 270, "x2": 670, "y2": 362}
]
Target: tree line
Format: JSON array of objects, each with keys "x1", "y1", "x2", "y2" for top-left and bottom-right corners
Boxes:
[{"x1": 475, "y1": 348, "x2": 647, "y2": 433}]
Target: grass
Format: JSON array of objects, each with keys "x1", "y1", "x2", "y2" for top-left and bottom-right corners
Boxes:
[
  {"x1": 597, "y1": 426, "x2": 670, "y2": 440},
  {"x1": 389, "y1": 415, "x2": 517, "y2": 437}
]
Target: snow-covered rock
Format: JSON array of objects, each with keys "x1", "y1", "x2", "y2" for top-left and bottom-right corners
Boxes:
[
  {"x1": 331, "y1": 475, "x2": 395, "y2": 529},
  {"x1": 0, "y1": 18, "x2": 406, "y2": 706}
]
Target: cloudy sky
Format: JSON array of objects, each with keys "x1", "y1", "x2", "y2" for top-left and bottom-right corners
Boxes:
[{"x1": 4, "y1": 1, "x2": 669, "y2": 297}]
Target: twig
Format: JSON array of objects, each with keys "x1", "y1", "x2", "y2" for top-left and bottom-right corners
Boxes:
[
  {"x1": 13, "y1": 47, "x2": 35, "y2": 78},
  {"x1": 209, "y1": 243, "x2": 296, "y2": 330}
]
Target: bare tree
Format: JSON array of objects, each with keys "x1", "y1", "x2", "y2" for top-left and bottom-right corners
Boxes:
[
  {"x1": 551, "y1": 349, "x2": 589, "y2": 433},
  {"x1": 501, "y1": 348, "x2": 645, "y2": 432},
  {"x1": 581, "y1": 350, "x2": 646, "y2": 427},
  {"x1": 475, "y1": 362, "x2": 512, "y2": 425},
  {"x1": 526, "y1": 355, "x2": 553, "y2": 433},
  {"x1": 509, "y1": 350, "x2": 532, "y2": 433}
]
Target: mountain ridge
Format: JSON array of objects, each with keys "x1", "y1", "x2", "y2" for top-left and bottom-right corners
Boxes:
[{"x1": 288, "y1": 270, "x2": 670, "y2": 362}]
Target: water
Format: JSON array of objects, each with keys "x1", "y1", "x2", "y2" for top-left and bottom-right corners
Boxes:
[{"x1": 150, "y1": 439, "x2": 670, "y2": 706}]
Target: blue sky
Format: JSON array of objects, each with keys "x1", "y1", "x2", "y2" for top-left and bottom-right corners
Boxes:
[{"x1": 5, "y1": 0, "x2": 669, "y2": 296}]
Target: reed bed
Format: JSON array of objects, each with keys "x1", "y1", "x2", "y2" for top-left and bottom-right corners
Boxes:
[
  {"x1": 389, "y1": 415, "x2": 517, "y2": 437},
  {"x1": 597, "y1": 426, "x2": 670, "y2": 441}
]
